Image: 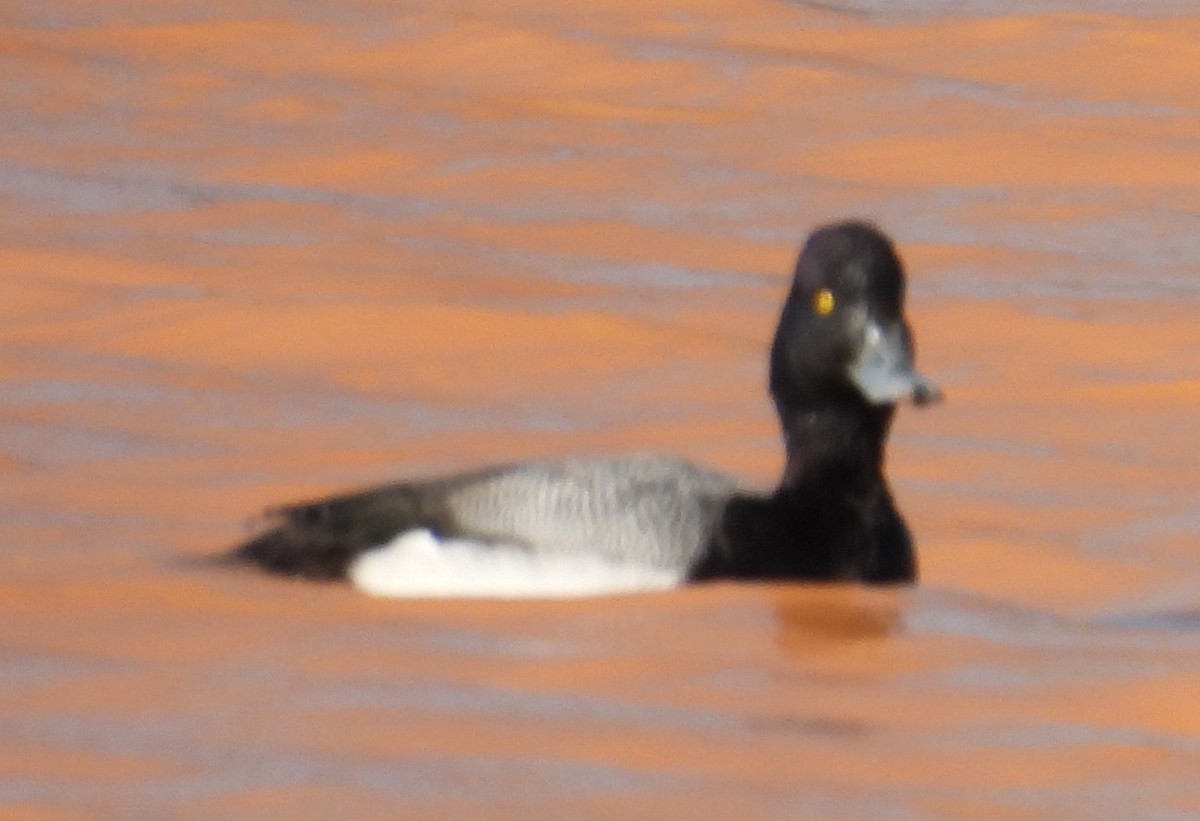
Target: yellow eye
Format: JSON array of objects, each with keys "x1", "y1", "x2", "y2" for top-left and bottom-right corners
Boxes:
[{"x1": 813, "y1": 288, "x2": 835, "y2": 315}]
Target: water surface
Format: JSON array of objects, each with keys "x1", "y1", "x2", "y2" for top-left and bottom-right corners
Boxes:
[{"x1": 2, "y1": 1, "x2": 1198, "y2": 818}]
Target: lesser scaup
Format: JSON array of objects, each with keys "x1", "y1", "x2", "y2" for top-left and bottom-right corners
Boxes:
[{"x1": 229, "y1": 221, "x2": 940, "y2": 596}]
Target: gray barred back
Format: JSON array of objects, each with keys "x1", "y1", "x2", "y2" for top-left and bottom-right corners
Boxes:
[{"x1": 436, "y1": 454, "x2": 743, "y2": 568}]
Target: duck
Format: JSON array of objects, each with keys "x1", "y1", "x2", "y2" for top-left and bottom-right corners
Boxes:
[{"x1": 228, "y1": 221, "x2": 941, "y2": 597}]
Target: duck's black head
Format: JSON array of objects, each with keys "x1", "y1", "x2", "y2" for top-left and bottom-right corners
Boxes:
[
  {"x1": 690, "y1": 221, "x2": 942, "y2": 583},
  {"x1": 770, "y1": 221, "x2": 940, "y2": 483}
]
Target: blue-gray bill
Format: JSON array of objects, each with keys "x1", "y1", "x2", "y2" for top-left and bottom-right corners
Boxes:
[{"x1": 848, "y1": 318, "x2": 942, "y2": 407}]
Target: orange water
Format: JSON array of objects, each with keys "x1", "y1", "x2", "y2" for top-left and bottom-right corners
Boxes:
[{"x1": 2, "y1": 2, "x2": 1199, "y2": 818}]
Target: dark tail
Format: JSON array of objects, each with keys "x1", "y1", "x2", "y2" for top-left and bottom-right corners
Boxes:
[
  {"x1": 229, "y1": 517, "x2": 366, "y2": 580},
  {"x1": 226, "y1": 482, "x2": 440, "y2": 580}
]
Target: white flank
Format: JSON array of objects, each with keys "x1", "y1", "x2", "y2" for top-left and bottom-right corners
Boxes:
[{"x1": 347, "y1": 529, "x2": 683, "y2": 599}]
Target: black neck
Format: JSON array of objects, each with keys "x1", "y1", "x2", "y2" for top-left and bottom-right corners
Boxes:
[
  {"x1": 775, "y1": 398, "x2": 893, "y2": 490},
  {"x1": 691, "y1": 393, "x2": 914, "y2": 584}
]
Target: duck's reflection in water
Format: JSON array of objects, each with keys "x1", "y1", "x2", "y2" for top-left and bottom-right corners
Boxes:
[{"x1": 770, "y1": 584, "x2": 907, "y2": 653}]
